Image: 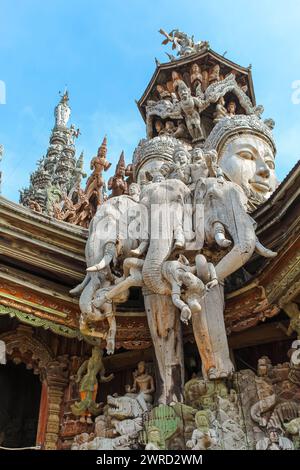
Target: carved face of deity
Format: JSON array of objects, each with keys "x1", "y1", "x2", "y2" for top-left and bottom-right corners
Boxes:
[
  {"x1": 174, "y1": 149, "x2": 189, "y2": 166},
  {"x1": 227, "y1": 101, "x2": 236, "y2": 115},
  {"x1": 137, "y1": 361, "x2": 146, "y2": 375},
  {"x1": 148, "y1": 427, "x2": 161, "y2": 444},
  {"x1": 129, "y1": 183, "x2": 140, "y2": 197},
  {"x1": 218, "y1": 133, "x2": 277, "y2": 203},
  {"x1": 257, "y1": 360, "x2": 268, "y2": 377},
  {"x1": 92, "y1": 346, "x2": 102, "y2": 361},
  {"x1": 191, "y1": 148, "x2": 204, "y2": 163},
  {"x1": 195, "y1": 412, "x2": 209, "y2": 429},
  {"x1": 178, "y1": 84, "x2": 190, "y2": 101},
  {"x1": 269, "y1": 429, "x2": 280, "y2": 443},
  {"x1": 165, "y1": 121, "x2": 175, "y2": 133},
  {"x1": 155, "y1": 120, "x2": 164, "y2": 133}
]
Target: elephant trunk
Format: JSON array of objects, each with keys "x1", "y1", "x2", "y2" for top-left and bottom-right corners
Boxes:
[
  {"x1": 86, "y1": 242, "x2": 116, "y2": 272},
  {"x1": 79, "y1": 274, "x2": 101, "y2": 316},
  {"x1": 142, "y1": 240, "x2": 171, "y2": 295},
  {"x1": 69, "y1": 273, "x2": 90, "y2": 296}
]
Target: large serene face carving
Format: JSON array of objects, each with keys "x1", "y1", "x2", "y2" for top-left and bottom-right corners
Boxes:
[{"x1": 218, "y1": 133, "x2": 277, "y2": 205}]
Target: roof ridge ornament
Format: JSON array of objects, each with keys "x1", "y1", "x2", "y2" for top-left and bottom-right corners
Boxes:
[{"x1": 159, "y1": 28, "x2": 210, "y2": 61}]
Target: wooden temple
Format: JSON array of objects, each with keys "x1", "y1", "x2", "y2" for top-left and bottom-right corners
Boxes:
[{"x1": 0, "y1": 31, "x2": 299, "y2": 451}]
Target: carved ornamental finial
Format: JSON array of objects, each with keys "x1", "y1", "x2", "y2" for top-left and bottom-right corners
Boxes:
[{"x1": 159, "y1": 29, "x2": 209, "y2": 61}]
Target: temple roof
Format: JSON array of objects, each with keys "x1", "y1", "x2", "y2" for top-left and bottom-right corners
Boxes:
[{"x1": 137, "y1": 48, "x2": 256, "y2": 121}]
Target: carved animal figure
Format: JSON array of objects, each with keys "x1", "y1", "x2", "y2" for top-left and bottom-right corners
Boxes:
[
  {"x1": 106, "y1": 393, "x2": 149, "y2": 420},
  {"x1": 202, "y1": 178, "x2": 276, "y2": 282},
  {"x1": 70, "y1": 195, "x2": 142, "y2": 316}
]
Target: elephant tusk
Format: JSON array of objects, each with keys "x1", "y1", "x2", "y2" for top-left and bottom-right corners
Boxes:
[
  {"x1": 214, "y1": 222, "x2": 232, "y2": 248},
  {"x1": 255, "y1": 238, "x2": 277, "y2": 258}
]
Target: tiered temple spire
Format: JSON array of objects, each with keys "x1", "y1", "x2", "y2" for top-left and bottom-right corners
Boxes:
[{"x1": 19, "y1": 91, "x2": 83, "y2": 214}]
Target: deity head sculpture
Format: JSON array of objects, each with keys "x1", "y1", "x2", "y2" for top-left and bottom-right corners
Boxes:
[
  {"x1": 195, "y1": 411, "x2": 209, "y2": 430},
  {"x1": 204, "y1": 115, "x2": 277, "y2": 208},
  {"x1": 257, "y1": 356, "x2": 272, "y2": 377},
  {"x1": 191, "y1": 147, "x2": 204, "y2": 163},
  {"x1": 165, "y1": 120, "x2": 176, "y2": 134},
  {"x1": 154, "y1": 119, "x2": 164, "y2": 134},
  {"x1": 177, "y1": 81, "x2": 190, "y2": 101},
  {"x1": 190, "y1": 63, "x2": 202, "y2": 82},
  {"x1": 173, "y1": 146, "x2": 190, "y2": 166},
  {"x1": 137, "y1": 360, "x2": 146, "y2": 375},
  {"x1": 147, "y1": 426, "x2": 162, "y2": 447},
  {"x1": 227, "y1": 100, "x2": 237, "y2": 116},
  {"x1": 128, "y1": 183, "x2": 140, "y2": 200},
  {"x1": 133, "y1": 136, "x2": 178, "y2": 183}
]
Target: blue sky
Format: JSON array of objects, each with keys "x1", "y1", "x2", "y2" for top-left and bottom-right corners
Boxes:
[{"x1": 1, "y1": 0, "x2": 300, "y2": 201}]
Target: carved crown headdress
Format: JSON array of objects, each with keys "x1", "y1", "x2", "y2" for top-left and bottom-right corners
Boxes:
[
  {"x1": 133, "y1": 136, "x2": 180, "y2": 177},
  {"x1": 204, "y1": 115, "x2": 276, "y2": 155}
]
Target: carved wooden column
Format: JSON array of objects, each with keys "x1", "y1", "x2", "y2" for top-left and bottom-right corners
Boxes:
[
  {"x1": 144, "y1": 292, "x2": 184, "y2": 405},
  {"x1": 44, "y1": 358, "x2": 69, "y2": 450}
]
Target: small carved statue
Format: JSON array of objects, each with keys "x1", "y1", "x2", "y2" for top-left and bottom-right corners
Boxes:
[
  {"x1": 71, "y1": 432, "x2": 91, "y2": 450},
  {"x1": 190, "y1": 63, "x2": 203, "y2": 93},
  {"x1": 251, "y1": 356, "x2": 276, "y2": 427},
  {"x1": 125, "y1": 361, "x2": 155, "y2": 403},
  {"x1": 227, "y1": 100, "x2": 237, "y2": 117},
  {"x1": 164, "y1": 120, "x2": 176, "y2": 135},
  {"x1": 154, "y1": 119, "x2": 165, "y2": 136},
  {"x1": 213, "y1": 97, "x2": 228, "y2": 123},
  {"x1": 108, "y1": 151, "x2": 128, "y2": 197},
  {"x1": 71, "y1": 346, "x2": 114, "y2": 422},
  {"x1": 177, "y1": 81, "x2": 205, "y2": 142},
  {"x1": 68, "y1": 124, "x2": 81, "y2": 145},
  {"x1": 156, "y1": 84, "x2": 172, "y2": 100},
  {"x1": 162, "y1": 254, "x2": 217, "y2": 325},
  {"x1": 209, "y1": 64, "x2": 220, "y2": 85},
  {"x1": 188, "y1": 148, "x2": 209, "y2": 189},
  {"x1": 288, "y1": 340, "x2": 300, "y2": 386},
  {"x1": 256, "y1": 427, "x2": 294, "y2": 450},
  {"x1": 145, "y1": 426, "x2": 164, "y2": 450},
  {"x1": 85, "y1": 136, "x2": 111, "y2": 206},
  {"x1": 168, "y1": 145, "x2": 190, "y2": 184},
  {"x1": 186, "y1": 411, "x2": 218, "y2": 450},
  {"x1": 55, "y1": 90, "x2": 71, "y2": 127},
  {"x1": 284, "y1": 418, "x2": 300, "y2": 449},
  {"x1": 128, "y1": 182, "x2": 141, "y2": 202}
]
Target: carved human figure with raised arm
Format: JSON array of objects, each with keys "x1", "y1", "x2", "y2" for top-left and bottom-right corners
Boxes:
[{"x1": 177, "y1": 81, "x2": 205, "y2": 142}]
